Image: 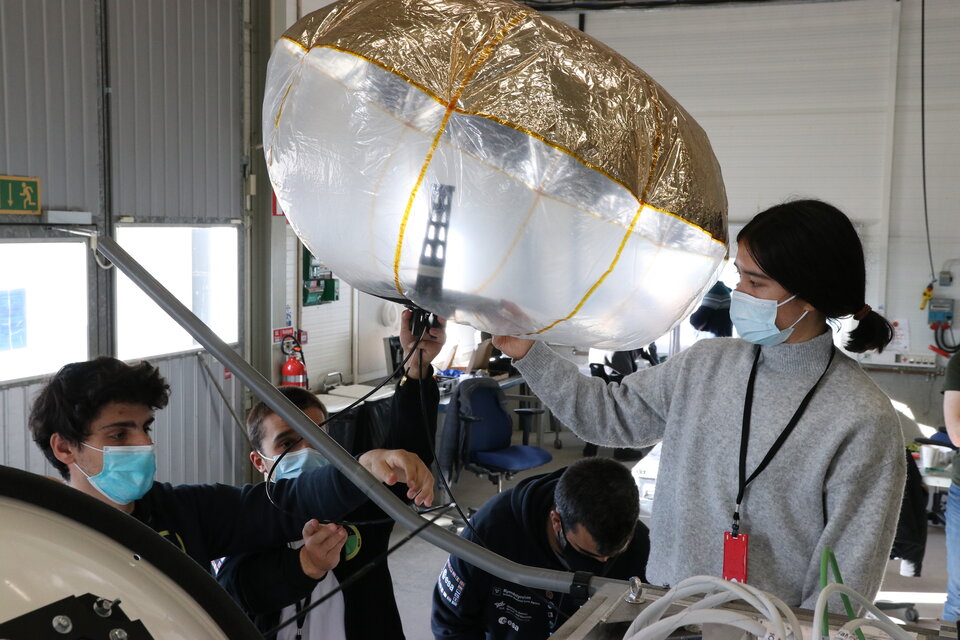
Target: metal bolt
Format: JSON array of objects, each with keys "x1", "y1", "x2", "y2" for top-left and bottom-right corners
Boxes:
[
  {"x1": 93, "y1": 597, "x2": 116, "y2": 617},
  {"x1": 109, "y1": 629, "x2": 129, "y2": 640},
  {"x1": 623, "y1": 576, "x2": 644, "y2": 604},
  {"x1": 51, "y1": 615, "x2": 73, "y2": 633}
]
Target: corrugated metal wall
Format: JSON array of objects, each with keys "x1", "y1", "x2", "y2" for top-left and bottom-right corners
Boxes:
[
  {"x1": 107, "y1": 0, "x2": 247, "y2": 484},
  {"x1": 1, "y1": 0, "x2": 248, "y2": 487},
  {"x1": 0, "y1": 352, "x2": 250, "y2": 485},
  {"x1": 107, "y1": 0, "x2": 242, "y2": 223},
  {"x1": 0, "y1": 0, "x2": 101, "y2": 219},
  {"x1": 0, "y1": 0, "x2": 101, "y2": 474},
  {"x1": 0, "y1": 379, "x2": 54, "y2": 475},
  {"x1": 103, "y1": 0, "x2": 248, "y2": 485},
  {"x1": 152, "y1": 350, "x2": 249, "y2": 485}
]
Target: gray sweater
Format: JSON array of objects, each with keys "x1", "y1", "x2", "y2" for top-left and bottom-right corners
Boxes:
[{"x1": 516, "y1": 331, "x2": 905, "y2": 610}]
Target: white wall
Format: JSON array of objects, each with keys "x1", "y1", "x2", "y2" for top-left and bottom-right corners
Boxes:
[{"x1": 885, "y1": 0, "x2": 960, "y2": 354}]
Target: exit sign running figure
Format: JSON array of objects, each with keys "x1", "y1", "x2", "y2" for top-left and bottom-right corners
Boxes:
[{"x1": 0, "y1": 175, "x2": 41, "y2": 215}]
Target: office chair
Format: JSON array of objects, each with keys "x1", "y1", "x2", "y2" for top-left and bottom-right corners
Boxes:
[{"x1": 439, "y1": 377, "x2": 552, "y2": 492}]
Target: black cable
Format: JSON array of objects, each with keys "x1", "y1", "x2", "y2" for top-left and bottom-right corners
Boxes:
[
  {"x1": 919, "y1": 0, "x2": 937, "y2": 283},
  {"x1": 415, "y1": 346, "x2": 488, "y2": 545},
  {"x1": 416, "y1": 350, "x2": 572, "y2": 625},
  {"x1": 264, "y1": 321, "x2": 573, "y2": 628},
  {"x1": 935, "y1": 325, "x2": 959, "y2": 354},
  {"x1": 263, "y1": 509, "x2": 447, "y2": 639}
]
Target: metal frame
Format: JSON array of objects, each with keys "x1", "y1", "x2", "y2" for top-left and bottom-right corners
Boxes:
[{"x1": 92, "y1": 233, "x2": 625, "y2": 598}]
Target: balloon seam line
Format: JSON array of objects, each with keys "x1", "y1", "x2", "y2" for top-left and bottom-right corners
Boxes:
[
  {"x1": 391, "y1": 10, "x2": 532, "y2": 296},
  {"x1": 528, "y1": 97, "x2": 665, "y2": 336},
  {"x1": 527, "y1": 204, "x2": 644, "y2": 337}
]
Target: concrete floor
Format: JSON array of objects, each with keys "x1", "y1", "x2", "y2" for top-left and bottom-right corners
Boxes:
[{"x1": 387, "y1": 427, "x2": 952, "y2": 640}]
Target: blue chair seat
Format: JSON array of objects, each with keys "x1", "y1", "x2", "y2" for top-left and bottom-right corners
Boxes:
[{"x1": 473, "y1": 445, "x2": 552, "y2": 472}]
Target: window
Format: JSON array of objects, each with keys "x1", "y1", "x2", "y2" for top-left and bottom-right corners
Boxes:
[
  {"x1": 0, "y1": 241, "x2": 89, "y2": 382},
  {"x1": 115, "y1": 226, "x2": 239, "y2": 360}
]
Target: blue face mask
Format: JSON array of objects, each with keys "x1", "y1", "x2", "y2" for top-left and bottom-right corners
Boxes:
[
  {"x1": 262, "y1": 448, "x2": 329, "y2": 481},
  {"x1": 730, "y1": 291, "x2": 809, "y2": 346},
  {"x1": 75, "y1": 443, "x2": 156, "y2": 504}
]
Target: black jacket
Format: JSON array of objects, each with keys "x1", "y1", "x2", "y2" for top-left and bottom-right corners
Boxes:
[
  {"x1": 132, "y1": 464, "x2": 367, "y2": 567},
  {"x1": 890, "y1": 449, "x2": 928, "y2": 574},
  {"x1": 431, "y1": 469, "x2": 649, "y2": 640},
  {"x1": 218, "y1": 373, "x2": 439, "y2": 639}
]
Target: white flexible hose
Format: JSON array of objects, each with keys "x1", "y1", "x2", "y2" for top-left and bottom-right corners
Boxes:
[
  {"x1": 837, "y1": 616, "x2": 914, "y2": 640},
  {"x1": 623, "y1": 608, "x2": 770, "y2": 640},
  {"x1": 812, "y1": 583, "x2": 912, "y2": 640},
  {"x1": 623, "y1": 577, "x2": 791, "y2": 640}
]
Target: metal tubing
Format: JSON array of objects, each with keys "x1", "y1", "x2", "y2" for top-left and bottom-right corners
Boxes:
[{"x1": 94, "y1": 235, "x2": 624, "y2": 597}]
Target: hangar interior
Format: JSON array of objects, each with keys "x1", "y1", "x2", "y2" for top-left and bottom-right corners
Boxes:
[{"x1": 1, "y1": 0, "x2": 959, "y2": 638}]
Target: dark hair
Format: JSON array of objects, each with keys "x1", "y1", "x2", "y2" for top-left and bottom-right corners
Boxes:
[
  {"x1": 554, "y1": 457, "x2": 639, "y2": 556},
  {"x1": 737, "y1": 199, "x2": 893, "y2": 353},
  {"x1": 29, "y1": 357, "x2": 170, "y2": 479},
  {"x1": 246, "y1": 386, "x2": 328, "y2": 452}
]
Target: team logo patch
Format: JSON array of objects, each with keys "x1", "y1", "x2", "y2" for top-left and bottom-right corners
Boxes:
[{"x1": 438, "y1": 559, "x2": 466, "y2": 606}]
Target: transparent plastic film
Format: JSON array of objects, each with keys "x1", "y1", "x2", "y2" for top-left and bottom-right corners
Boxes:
[{"x1": 265, "y1": 0, "x2": 728, "y2": 349}]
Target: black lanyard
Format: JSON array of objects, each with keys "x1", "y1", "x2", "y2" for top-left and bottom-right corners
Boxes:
[
  {"x1": 294, "y1": 594, "x2": 311, "y2": 640},
  {"x1": 732, "y1": 343, "x2": 836, "y2": 535}
]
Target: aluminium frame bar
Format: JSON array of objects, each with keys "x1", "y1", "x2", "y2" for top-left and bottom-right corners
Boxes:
[{"x1": 93, "y1": 234, "x2": 626, "y2": 598}]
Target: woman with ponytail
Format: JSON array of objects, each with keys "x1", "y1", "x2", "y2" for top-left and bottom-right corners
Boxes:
[{"x1": 494, "y1": 199, "x2": 905, "y2": 612}]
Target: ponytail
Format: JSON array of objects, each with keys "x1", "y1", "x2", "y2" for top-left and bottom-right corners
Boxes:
[{"x1": 844, "y1": 309, "x2": 894, "y2": 353}]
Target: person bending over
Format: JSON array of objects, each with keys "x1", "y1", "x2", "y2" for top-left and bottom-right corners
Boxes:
[{"x1": 431, "y1": 457, "x2": 649, "y2": 639}]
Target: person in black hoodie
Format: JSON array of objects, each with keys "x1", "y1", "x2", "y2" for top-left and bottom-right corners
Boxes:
[
  {"x1": 218, "y1": 310, "x2": 446, "y2": 639},
  {"x1": 27, "y1": 357, "x2": 434, "y2": 582},
  {"x1": 432, "y1": 457, "x2": 649, "y2": 639}
]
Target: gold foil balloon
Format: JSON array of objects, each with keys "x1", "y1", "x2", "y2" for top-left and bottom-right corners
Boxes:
[{"x1": 264, "y1": 0, "x2": 727, "y2": 349}]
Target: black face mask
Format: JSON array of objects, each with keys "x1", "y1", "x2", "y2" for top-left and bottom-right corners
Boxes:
[{"x1": 554, "y1": 520, "x2": 609, "y2": 575}]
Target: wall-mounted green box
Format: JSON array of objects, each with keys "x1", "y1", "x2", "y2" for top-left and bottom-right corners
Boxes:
[
  {"x1": 303, "y1": 278, "x2": 339, "y2": 306},
  {"x1": 302, "y1": 249, "x2": 338, "y2": 306}
]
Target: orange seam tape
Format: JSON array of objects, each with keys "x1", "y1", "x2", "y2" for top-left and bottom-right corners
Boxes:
[{"x1": 392, "y1": 10, "x2": 530, "y2": 295}]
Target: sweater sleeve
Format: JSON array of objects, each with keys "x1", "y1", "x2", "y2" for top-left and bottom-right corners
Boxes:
[
  {"x1": 217, "y1": 546, "x2": 320, "y2": 614},
  {"x1": 799, "y1": 441, "x2": 906, "y2": 610},
  {"x1": 514, "y1": 340, "x2": 683, "y2": 447}
]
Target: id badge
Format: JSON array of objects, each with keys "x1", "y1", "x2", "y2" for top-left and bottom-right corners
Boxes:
[{"x1": 722, "y1": 531, "x2": 749, "y2": 583}]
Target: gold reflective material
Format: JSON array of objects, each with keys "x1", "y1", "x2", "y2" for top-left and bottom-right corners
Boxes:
[
  {"x1": 266, "y1": 0, "x2": 728, "y2": 348},
  {"x1": 281, "y1": 0, "x2": 727, "y2": 244}
]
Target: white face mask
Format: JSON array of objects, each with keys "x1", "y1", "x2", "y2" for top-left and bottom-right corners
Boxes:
[{"x1": 730, "y1": 291, "x2": 808, "y2": 346}]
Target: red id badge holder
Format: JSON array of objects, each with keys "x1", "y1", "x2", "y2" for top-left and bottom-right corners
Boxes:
[{"x1": 722, "y1": 531, "x2": 749, "y2": 583}]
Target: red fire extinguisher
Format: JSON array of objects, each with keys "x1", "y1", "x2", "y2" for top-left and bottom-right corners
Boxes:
[{"x1": 280, "y1": 336, "x2": 308, "y2": 388}]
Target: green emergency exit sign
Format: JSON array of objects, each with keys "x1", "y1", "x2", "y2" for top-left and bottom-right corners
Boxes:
[{"x1": 0, "y1": 175, "x2": 41, "y2": 215}]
